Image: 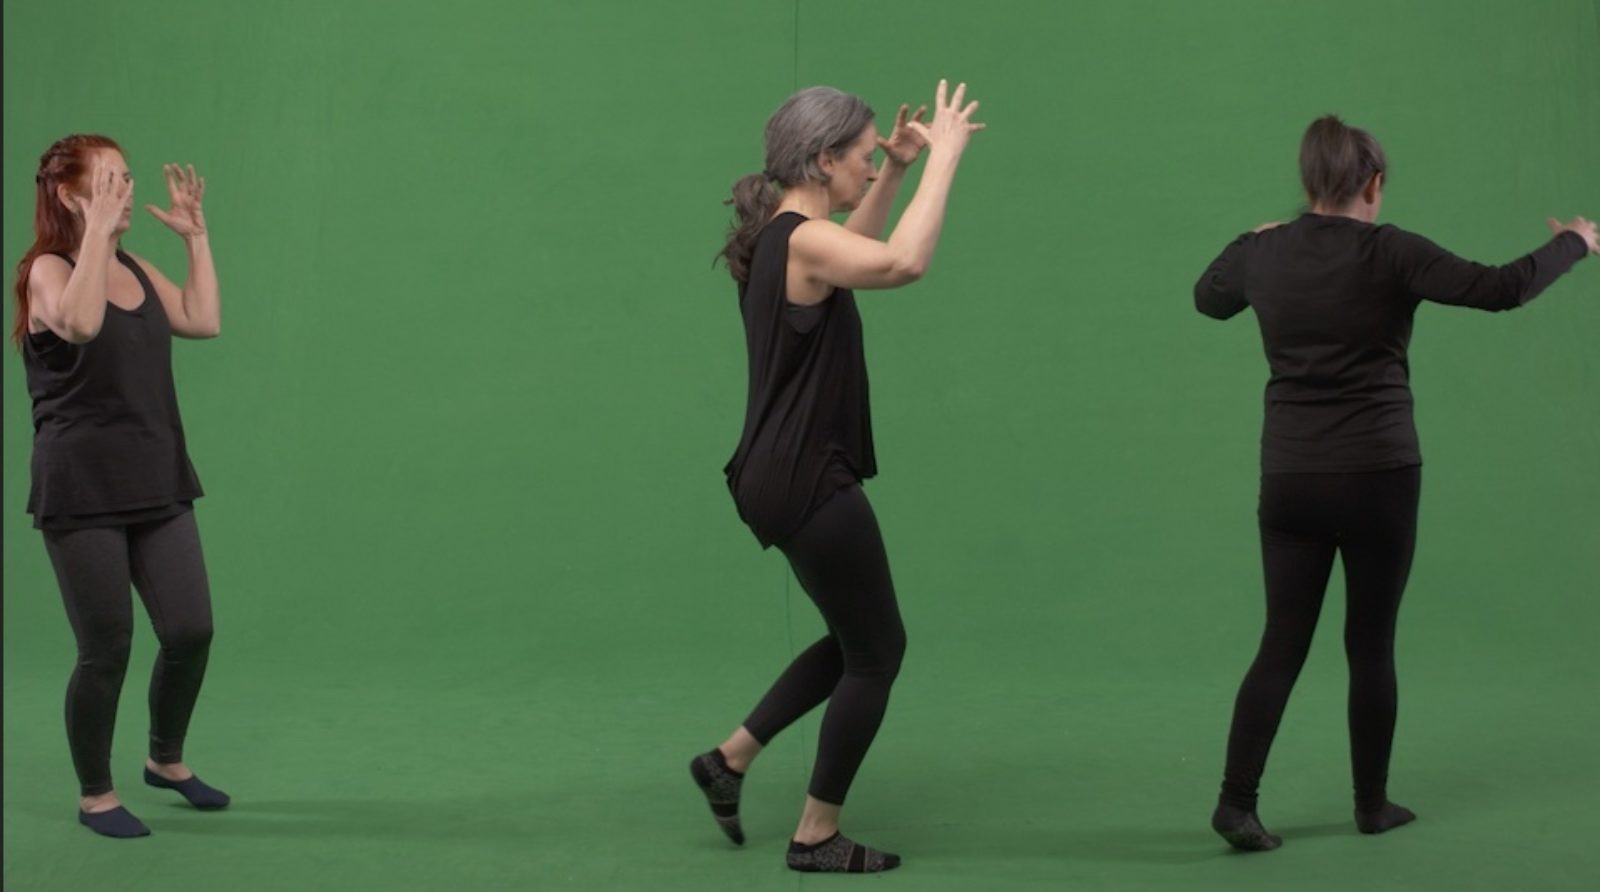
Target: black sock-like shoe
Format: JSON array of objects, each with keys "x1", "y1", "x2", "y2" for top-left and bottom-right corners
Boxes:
[
  {"x1": 689, "y1": 749, "x2": 745, "y2": 845},
  {"x1": 1212, "y1": 803, "x2": 1282, "y2": 851},
  {"x1": 787, "y1": 832, "x2": 901, "y2": 873},
  {"x1": 78, "y1": 806, "x2": 151, "y2": 839},
  {"x1": 144, "y1": 767, "x2": 231, "y2": 810},
  {"x1": 1356, "y1": 801, "x2": 1416, "y2": 835}
]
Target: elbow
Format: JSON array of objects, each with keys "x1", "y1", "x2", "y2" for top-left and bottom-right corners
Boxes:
[
  {"x1": 1479, "y1": 287, "x2": 1527, "y2": 313},
  {"x1": 1484, "y1": 269, "x2": 1534, "y2": 312},
  {"x1": 61, "y1": 320, "x2": 103, "y2": 344},
  {"x1": 183, "y1": 312, "x2": 222, "y2": 338},
  {"x1": 1193, "y1": 289, "x2": 1226, "y2": 319},
  {"x1": 891, "y1": 256, "x2": 928, "y2": 286},
  {"x1": 1193, "y1": 280, "x2": 1220, "y2": 317}
]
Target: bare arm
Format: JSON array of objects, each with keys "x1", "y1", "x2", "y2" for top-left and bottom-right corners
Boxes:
[
  {"x1": 843, "y1": 103, "x2": 927, "y2": 238},
  {"x1": 29, "y1": 162, "x2": 127, "y2": 343},
  {"x1": 842, "y1": 159, "x2": 911, "y2": 239},
  {"x1": 790, "y1": 81, "x2": 983, "y2": 301},
  {"x1": 141, "y1": 164, "x2": 220, "y2": 337},
  {"x1": 128, "y1": 244, "x2": 219, "y2": 339}
]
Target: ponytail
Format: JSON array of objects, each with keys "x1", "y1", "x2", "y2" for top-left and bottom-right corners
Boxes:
[
  {"x1": 718, "y1": 173, "x2": 781, "y2": 284},
  {"x1": 1299, "y1": 115, "x2": 1387, "y2": 209},
  {"x1": 715, "y1": 87, "x2": 875, "y2": 284}
]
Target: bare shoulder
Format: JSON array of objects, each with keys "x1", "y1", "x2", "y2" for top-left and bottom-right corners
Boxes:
[
  {"x1": 27, "y1": 252, "x2": 71, "y2": 290},
  {"x1": 789, "y1": 217, "x2": 860, "y2": 258}
]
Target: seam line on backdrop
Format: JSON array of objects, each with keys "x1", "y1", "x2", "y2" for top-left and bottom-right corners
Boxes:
[{"x1": 784, "y1": 0, "x2": 808, "y2": 795}]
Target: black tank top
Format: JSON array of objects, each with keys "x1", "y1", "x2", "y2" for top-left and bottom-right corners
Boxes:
[
  {"x1": 724, "y1": 212, "x2": 876, "y2": 548},
  {"x1": 23, "y1": 250, "x2": 203, "y2": 528}
]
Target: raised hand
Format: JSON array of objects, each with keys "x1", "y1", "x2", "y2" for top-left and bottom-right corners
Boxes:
[
  {"x1": 77, "y1": 159, "x2": 131, "y2": 239},
  {"x1": 146, "y1": 164, "x2": 207, "y2": 238},
  {"x1": 1547, "y1": 215, "x2": 1599, "y2": 256},
  {"x1": 904, "y1": 79, "x2": 985, "y2": 156},
  {"x1": 877, "y1": 103, "x2": 929, "y2": 166}
]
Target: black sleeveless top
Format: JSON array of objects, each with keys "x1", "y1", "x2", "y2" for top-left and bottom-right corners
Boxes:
[
  {"x1": 23, "y1": 250, "x2": 203, "y2": 529},
  {"x1": 724, "y1": 212, "x2": 876, "y2": 548}
]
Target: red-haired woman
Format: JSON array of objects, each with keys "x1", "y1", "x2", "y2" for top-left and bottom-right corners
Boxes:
[{"x1": 14, "y1": 134, "x2": 229, "y2": 838}]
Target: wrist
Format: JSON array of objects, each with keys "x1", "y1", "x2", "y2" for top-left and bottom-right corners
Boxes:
[{"x1": 924, "y1": 145, "x2": 962, "y2": 170}]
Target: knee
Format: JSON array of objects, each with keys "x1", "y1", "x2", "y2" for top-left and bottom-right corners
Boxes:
[
  {"x1": 1343, "y1": 628, "x2": 1395, "y2": 664},
  {"x1": 1344, "y1": 648, "x2": 1396, "y2": 682},
  {"x1": 885, "y1": 623, "x2": 907, "y2": 675},
  {"x1": 76, "y1": 623, "x2": 133, "y2": 674},
  {"x1": 160, "y1": 619, "x2": 214, "y2": 658},
  {"x1": 1253, "y1": 631, "x2": 1315, "y2": 675},
  {"x1": 848, "y1": 622, "x2": 907, "y2": 680},
  {"x1": 1243, "y1": 643, "x2": 1312, "y2": 694}
]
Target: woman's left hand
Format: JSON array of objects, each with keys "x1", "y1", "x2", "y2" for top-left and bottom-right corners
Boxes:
[
  {"x1": 145, "y1": 164, "x2": 207, "y2": 238},
  {"x1": 877, "y1": 103, "x2": 930, "y2": 166}
]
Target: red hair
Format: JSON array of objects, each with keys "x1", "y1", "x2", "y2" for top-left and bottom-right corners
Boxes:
[{"x1": 12, "y1": 134, "x2": 123, "y2": 346}]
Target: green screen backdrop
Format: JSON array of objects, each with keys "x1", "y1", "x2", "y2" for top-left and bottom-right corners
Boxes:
[{"x1": 4, "y1": 1, "x2": 1597, "y2": 889}]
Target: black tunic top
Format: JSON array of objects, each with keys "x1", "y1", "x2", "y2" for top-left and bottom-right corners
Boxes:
[
  {"x1": 1195, "y1": 214, "x2": 1587, "y2": 474},
  {"x1": 725, "y1": 212, "x2": 877, "y2": 548},
  {"x1": 24, "y1": 250, "x2": 204, "y2": 529}
]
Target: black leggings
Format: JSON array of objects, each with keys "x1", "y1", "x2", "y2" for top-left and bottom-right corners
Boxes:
[
  {"x1": 43, "y1": 510, "x2": 215, "y2": 797},
  {"x1": 1221, "y1": 467, "x2": 1420, "y2": 813},
  {"x1": 742, "y1": 484, "x2": 907, "y2": 805}
]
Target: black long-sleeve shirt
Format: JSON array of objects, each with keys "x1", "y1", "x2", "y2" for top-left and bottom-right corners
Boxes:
[{"x1": 1195, "y1": 213, "x2": 1588, "y2": 473}]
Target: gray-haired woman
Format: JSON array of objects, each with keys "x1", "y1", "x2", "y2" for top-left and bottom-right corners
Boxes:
[{"x1": 691, "y1": 79, "x2": 983, "y2": 874}]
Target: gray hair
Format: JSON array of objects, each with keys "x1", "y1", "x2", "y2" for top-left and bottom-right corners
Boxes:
[{"x1": 719, "y1": 87, "x2": 876, "y2": 283}]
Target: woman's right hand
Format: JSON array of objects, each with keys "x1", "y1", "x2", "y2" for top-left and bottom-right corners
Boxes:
[
  {"x1": 1547, "y1": 216, "x2": 1599, "y2": 255},
  {"x1": 76, "y1": 160, "x2": 130, "y2": 240},
  {"x1": 905, "y1": 79, "x2": 985, "y2": 157}
]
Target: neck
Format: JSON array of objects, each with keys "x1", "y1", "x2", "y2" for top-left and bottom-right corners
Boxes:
[
  {"x1": 1310, "y1": 202, "x2": 1376, "y2": 223},
  {"x1": 776, "y1": 182, "x2": 833, "y2": 220}
]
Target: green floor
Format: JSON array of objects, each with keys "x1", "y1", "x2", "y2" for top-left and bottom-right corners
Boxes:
[{"x1": 5, "y1": 506, "x2": 1597, "y2": 890}]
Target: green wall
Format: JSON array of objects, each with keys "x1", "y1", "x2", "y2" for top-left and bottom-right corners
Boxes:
[{"x1": 5, "y1": 1, "x2": 1596, "y2": 888}]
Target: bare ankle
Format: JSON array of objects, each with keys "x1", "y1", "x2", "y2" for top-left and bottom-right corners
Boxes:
[
  {"x1": 792, "y1": 825, "x2": 838, "y2": 846},
  {"x1": 716, "y1": 727, "x2": 764, "y2": 774},
  {"x1": 794, "y1": 794, "x2": 842, "y2": 845},
  {"x1": 146, "y1": 759, "x2": 192, "y2": 781},
  {"x1": 719, "y1": 747, "x2": 752, "y2": 774},
  {"x1": 80, "y1": 791, "x2": 121, "y2": 813}
]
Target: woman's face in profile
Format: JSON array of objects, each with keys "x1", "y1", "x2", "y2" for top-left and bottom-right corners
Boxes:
[{"x1": 825, "y1": 124, "x2": 879, "y2": 213}]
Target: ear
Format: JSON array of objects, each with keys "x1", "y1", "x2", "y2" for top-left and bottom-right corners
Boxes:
[
  {"x1": 55, "y1": 182, "x2": 79, "y2": 214},
  {"x1": 1363, "y1": 171, "x2": 1383, "y2": 204},
  {"x1": 816, "y1": 149, "x2": 837, "y2": 178}
]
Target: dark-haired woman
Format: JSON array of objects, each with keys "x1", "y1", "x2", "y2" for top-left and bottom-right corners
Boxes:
[
  {"x1": 13, "y1": 135, "x2": 230, "y2": 839},
  {"x1": 1196, "y1": 115, "x2": 1596, "y2": 851},
  {"x1": 688, "y1": 80, "x2": 983, "y2": 873}
]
